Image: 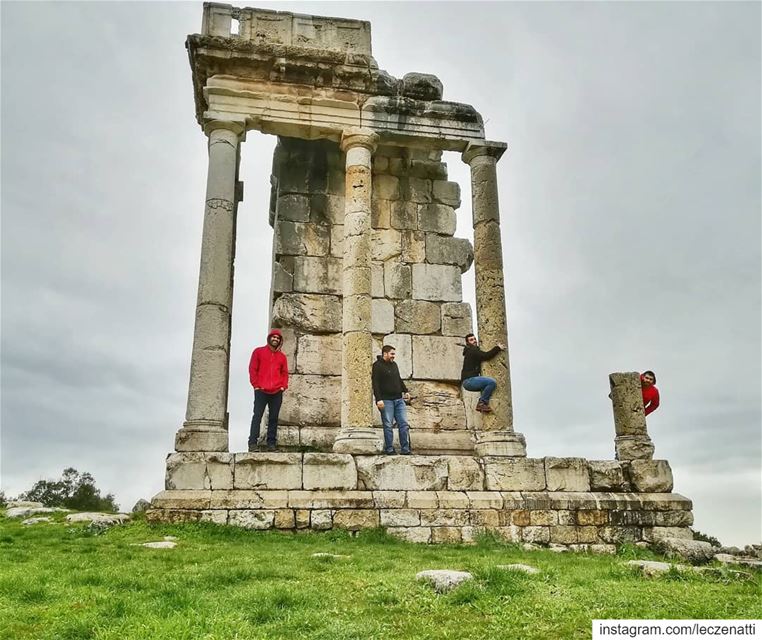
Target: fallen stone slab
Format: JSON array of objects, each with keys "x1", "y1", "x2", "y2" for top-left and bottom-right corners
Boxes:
[
  {"x1": 548, "y1": 544, "x2": 569, "y2": 553},
  {"x1": 311, "y1": 552, "x2": 351, "y2": 559},
  {"x1": 65, "y1": 512, "x2": 130, "y2": 525},
  {"x1": 134, "y1": 541, "x2": 177, "y2": 549},
  {"x1": 714, "y1": 553, "x2": 762, "y2": 569},
  {"x1": 522, "y1": 543, "x2": 541, "y2": 551},
  {"x1": 416, "y1": 569, "x2": 473, "y2": 593},
  {"x1": 164, "y1": 536, "x2": 178, "y2": 541},
  {"x1": 656, "y1": 537, "x2": 715, "y2": 564},
  {"x1": 7, "y1": 501, "x2": 44, "y2": 509},
  {"x1": 21, "y1": 517, "x2": 53, "y2": 526},
  {"x1": 497, "y1": 564, "x2": 540, "y2": 575},
  {"x1": 626, "y1": 560, "x2": 679, "y2": 576},
  {"x1": 132, "y1": 499, "x2": 151, "y2": 513},
  {"x1": 6, "y1": 506, "x2": 66, "y2": 519}
]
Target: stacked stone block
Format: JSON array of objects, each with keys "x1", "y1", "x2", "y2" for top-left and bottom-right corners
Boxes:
[
  {"x1": 150, "y1": 453, "x2": 691, "y2": 545},
  {"x1": 269, "y1": 138, "x2": 476, "y2": 453}
]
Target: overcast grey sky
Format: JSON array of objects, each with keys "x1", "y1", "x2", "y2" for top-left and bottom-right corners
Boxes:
[{"x1": 1, "y1": 1, "x2": 759, "y2": 546}]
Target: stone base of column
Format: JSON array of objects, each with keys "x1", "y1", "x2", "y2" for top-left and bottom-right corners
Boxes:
[
  {"x1": 175, "y1": 422, "x2": 228, "y2": 452},
  {"x1": 474, "y1": 431, "x2": 527, "y2": 457},
  {"x1": 333, "y1": 427, "x2": 382, "y2": 454},
  {"x1": 615, "y1": 435, "x2": 654, "y2": 461}
]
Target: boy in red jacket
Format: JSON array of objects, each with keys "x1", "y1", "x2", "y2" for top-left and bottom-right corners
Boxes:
[
  {"x1": 248, "y1": 329, "x2": 288, "y2": 451},
  {"x1": 641, "y1": 370, "x2": 660, "y2": 416}
]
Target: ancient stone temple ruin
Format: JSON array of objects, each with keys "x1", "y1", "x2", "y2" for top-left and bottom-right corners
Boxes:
[{"x1": 149, "y1": 4, "x2": 693, "y2": 547}]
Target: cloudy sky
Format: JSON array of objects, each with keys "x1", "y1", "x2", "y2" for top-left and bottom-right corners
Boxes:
[{"x1": 2, "y1": 1, "x2": 759, "y2": 546}]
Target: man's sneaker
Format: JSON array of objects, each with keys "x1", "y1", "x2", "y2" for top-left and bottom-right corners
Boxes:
[
  {"x1": 476, "y1": 401, "x2": 493, "y2": 413},
  {"x1": 248, "y1": 444, "x2": 259, "y2": 452},
  {"x1": 266, "y1": 444, "x2": 277, "y2": 451},
  {"x1": 383, "y1": 449, "x2": 397, "y2": 455},
  {"x1": 401, "y1": 450, "x2": 412, "y2": 455}
]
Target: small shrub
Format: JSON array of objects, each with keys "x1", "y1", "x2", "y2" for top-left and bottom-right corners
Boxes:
[{"x1": 691, "y1": 528, "x2": 721, "y2": 547}]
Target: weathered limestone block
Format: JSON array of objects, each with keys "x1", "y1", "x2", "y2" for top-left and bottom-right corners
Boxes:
[
  {"x1": 642, "y1": 526, "x2": 694, "y2": 543},
  {"x1": 523, "y1": 526, "x2": 551, "y2": 544},
  {"x1": 394, "y1": 300, "x2": 440, "y2": 334},
  {"x1": 165, "y1": 453, "x2": 233, "y2": 491},
  {"x1": 276, "y1": 221, "x2": 329, "y2": 256},
  {"x1": 441, "y1": 303, "x2": 473, "y2": 337},
  {"x1": 418, "y1": 204, "x2": 456, "y2": 235},
  {"x1": 311, "y1": 194, "x2": 345, "y2": 226},
  {"x1": 373, "y1": 491, "x2": 407, "y2": 508},
  {"x1": 388, "y1": 527, "x2": 432, "y2": 543},
  {"x1": 470, "y1": 510, "x2": 499, "y2": 527},
  {"x1": 401, "y1": 230, "x2": 426, "y2": 262},
  {"x1": 234, "y1": 453, "x2": 302, "y2": 490},
  {"x1": 277, "y1": 194, "x2": 310, "y2": 222},
  {"x1": 412, "y1": 264, "x2": 462, "y2": 302},
  {"x1": 443, "y1": 456, "x2": 484, "y2": 491},
  {"x1": 405, "y1": 382, "x2": 467, "y2": 431},
  {"x1": 371, "y1": 228, "x2": 401, "y2": 261},
  {"x1": 409, "y1": 161, "x2": 446, "y2": 180},
  {"x1": 431, "y1": 527, "x2": 463, "y2": 544},
  {"x1": 588, "y1": 461, "x2": 626, "y2": 491},
  {"x1": 311, "y1": 509, "x2": 333, "y2": 529},
  {"x1": 343, "y1": 293, "x2": 372, "y2": 333},
  {"x1": 432, "y1": 180, "x2": 461, "y2": 208},
  {"x1": 390, "y1": 201, "x2": 417, "y2": 229},
  {"x1": 494, "y1": 526, "x2": 523, "y2": 543},
  {"x1": 401, "y1": 72, "x2": 443, "y2": 100},
  {"x1": 436, "y1": 491, "x2": 469, "y2": 509},
  {"x1": 333, "y1": 509, "x2": 380, "y2": 530},
  {"x1": 296, "y1": 334, "x2": 342, "y2": 375},
  {"x1": 484, "y1": 459, "x2": 546, "y2": 491},
  {"x1": 411, "y1": 336, "x2": 463, "y2": 380},
  {"x1": 279, "y1": 374, "x2": 341, "y2": 425},
  {"x1": 272, "y1": 294, "x2": 342, "y2": 333},
  {"x1": 372, "y1": 298, "x2": 395, "y2": 334},
  {"x1": 652, "y1": 511, "x2": 693, "y2": 527},
  {"x1": 576, "y1": 510, "x2": 610, "y2": 526},
  {"x1": 209, "y1": 490, "x2": 289, "y2": 509},
  {"x1": 529, "y1": 510, "x2": 558, "y2": 526},
  {"x1": 273, "y1": 259, "x2": 293, "y2": 293},
  {"x1": 228, "y1": 510, "x2": 275, "y2": 529},
  {"x1": 288, "y1": 490, "x2": 374, "y2": 509},
  {"x1": 293, "y1": 257, "x2": 342, "y2": 294},
  {"x1": 330, "y1": 224, "x2": 344, "y2": 257},
  {"x1": 371, "y1": 262, "x2": 385, "y2": 297},
  {"x1": 544, "y1": 458, "x2": 591, "y2": 492},
  {"x1": 151, "y1": 490, "x2": 212, "y2": 510},
  {"x1": 615, "y1": 435, "x2": 655, "y2": 461},
  {"x1": 295, "y1": 509, "x2": 310, "y2": 528},
  {"x1": 466, "y1": 492, "x2": 503, "y2": 509},
  {"x1": 610, "y1": 510, "x2": 656, "y2": 526},
  {"x1": 273, "y1": 509, "x2": 295, "y2": 529},
  {"x1": 356, "y1": 456, "x2": 448, "y2": 490},
  {"x1": 381, "y1": 333, "x2": 411, "y2": 378},
  {"x1": 405, "y1": 177, "x2": 432, "y2": 203},
  {"x1": 655, "y1": 538, "x2": 715, "y2": 564},
  {"x1": 200, "y1": 510, "x2": 227, "y2": 525},
  {"x1": 383, "y1": 262, "x2": 411, "y2": 299},
  {"x1": 300, "y1": 426, "x2": 338, "y2": 449},
  {"x1": 557, "y1": 511, "x2": 575, "y2": 525},
  {"x1": 303, "y1": 453, "x2": 357, "y2": 490},
  {"x1": 407, "y1": 491, "x2": 439, "y2": 509},
  {"x1": 598, "y1": 526, "x2": 642, "y2": 544},
  {"x1": 638, "y1": 494, "x2": 692, "y2": 511},
  {"x1": 609, "y1": 372, "x2": 648, "y2": 436},
  {"x1": 380, "y1": 509, "x2": 420, "y2": 527},
  {"x1": 374, "y1": 174, "x2": 400, "y2": 200},
  {"x1": 371, "y1": 199, "x2": 391, "y2": 229},
  {"x1": 425, "y1": 235, "x2": 474, "y2": 273},
  {"x1": 628, "y1": 460, "x2": 674, "y2": 493},
  {"x1": 420, "y1": 509, "x2": 468, "y2": 527}
]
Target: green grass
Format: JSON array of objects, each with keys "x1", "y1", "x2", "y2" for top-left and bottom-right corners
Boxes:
[{"x1": 0, "y1": 515, "x2": 758, "y2": 640}]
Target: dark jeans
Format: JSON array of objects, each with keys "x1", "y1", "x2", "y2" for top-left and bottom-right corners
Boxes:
[
  {"x1": 462, "y1": 376, "x2": 497, "y2": 405},
  {"x1": 380, "y1": 399, "x2": 411, "y2": 454},
  {"x1": 249, "y1": 390, "x2": 283, "y2": 447}
]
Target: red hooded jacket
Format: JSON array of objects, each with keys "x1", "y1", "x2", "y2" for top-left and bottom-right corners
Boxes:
[{"x1": 248, "y1": 329, "x2": 288, "y2": 394}]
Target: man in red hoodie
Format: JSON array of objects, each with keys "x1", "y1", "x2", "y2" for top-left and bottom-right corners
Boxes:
[
  {"x1": 248, "y1": 329, "x2": 289, "y2": 451},
  {"x1": 641, "y1": 370, "x2": 660, "y2": 416}
]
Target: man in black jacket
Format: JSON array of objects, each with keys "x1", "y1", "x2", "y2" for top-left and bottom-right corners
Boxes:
[
  {"x1": 460, "y1": 333, "x2": 505, "y2": 413},
  {"x1": 372, "y1": 345, "x2": 412, "y2": 455}
]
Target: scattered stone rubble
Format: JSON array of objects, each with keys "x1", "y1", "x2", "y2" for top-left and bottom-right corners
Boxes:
[{"x1": 416, "y1": 570, "x2": 473, "y2": 593}]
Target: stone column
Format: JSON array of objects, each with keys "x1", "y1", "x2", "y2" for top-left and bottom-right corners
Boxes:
[
  {"x1": 609, "y1": 372, "x2": 655, "y2": 460},
  {"x1": 333, "y1": 128, "x2": 382, "y2": 454},
  {"x1": 462, "y1": 142, "x2": 526, "y2": 457},
  {"x1": 175, "y1": 119, "x2": 246, "y2": 452}
]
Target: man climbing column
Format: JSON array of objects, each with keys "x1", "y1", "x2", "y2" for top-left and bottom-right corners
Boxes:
[{"x1": 460, "y1": 333, "x2": 505, "y2": 413}]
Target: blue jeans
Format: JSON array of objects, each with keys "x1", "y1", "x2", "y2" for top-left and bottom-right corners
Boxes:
[
  {"x1": 249, "y1": 390, "x2": 283, "y2": 447},
  {"x1": 380, "y1": 399, "x2": 411, "y2": 454},
  {"x1": 462, "y1": 376, "x2": 497, "y2": 405}
]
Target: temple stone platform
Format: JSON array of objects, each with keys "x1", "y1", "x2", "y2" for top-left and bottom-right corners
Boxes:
[{"x1": 147, "y1": 453, "x2": 692, "y2": 546}]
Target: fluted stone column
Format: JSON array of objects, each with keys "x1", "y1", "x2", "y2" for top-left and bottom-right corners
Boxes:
[
  {"x1": 609, "y1": 372, "x2": 655, "y2": 460},
  {"x1": 175, "y1": 119, "x2": 245, "y2": 452},
  {"x1": 333, "y1": 128, "x2": 382, "y2": 454},
  {"x1": 463, "y1": 142, "x2": 526, "y2": 457}
]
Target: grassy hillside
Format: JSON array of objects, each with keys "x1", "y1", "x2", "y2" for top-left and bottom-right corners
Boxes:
[{"x1": 0, "y1": 515, "x2": 758, "y2": 640}]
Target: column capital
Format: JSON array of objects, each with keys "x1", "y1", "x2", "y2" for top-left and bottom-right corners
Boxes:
[
  {"x1": 462, "y1": 140, "x2": 507, "y2": 166},
  {"x1": 340, "y1": 127, "x2": 379, "y2": 154},
  {"x1": 203, "y1": 118, "x2": 247, "y2": 139}
]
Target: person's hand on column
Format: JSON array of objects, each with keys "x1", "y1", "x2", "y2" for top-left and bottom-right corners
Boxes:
[
  {"x1": 376, "y1": 400, "x2": 384, "y2": 410},
  {"x1": 497, "y1": 343, "x2": 506, "y2": 350}
]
